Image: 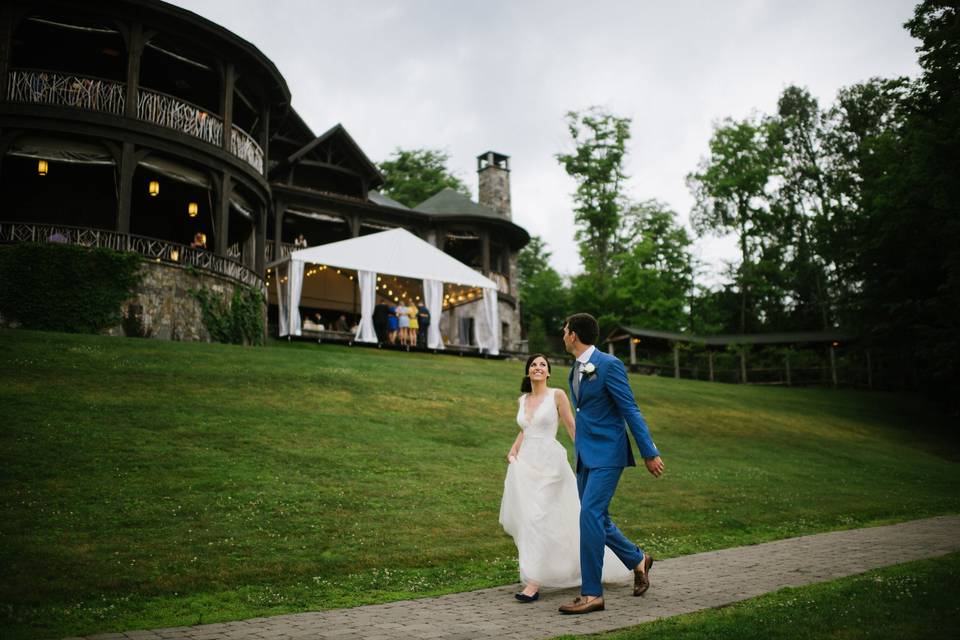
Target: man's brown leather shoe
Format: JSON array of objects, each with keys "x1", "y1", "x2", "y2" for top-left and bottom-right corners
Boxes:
[
  {"x1": 633, "y1": 554, "x2": 654, "y2": 596},
  {"x1": 558, "y1": 595, "x2": 605, "y2": 614}
]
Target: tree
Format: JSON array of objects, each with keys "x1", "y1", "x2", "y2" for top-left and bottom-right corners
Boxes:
[
  {"x1": 836, "y1": 0, "x2": 960, "y2": 405},
  {"x1": 771, "y1": 85, "x2": 832, "y2": 330},
  {"x1": 612, "y1": 200, "x2": 694, "y2": 332},
  {"x1": 820, "y1": 77, "x2": 909, "y2": 320},
  {"x1": 687, "y1": 117, "x2": 779, "y2": 333},
  {"x1": 517, "y1": 236, "x2": 569, "y2": 351},
  {"x1": 556, "y1": 107, "x2": 631, "y2": 285},
  {"x1": 377, "y1": 148, "x2": 469, "y2": 207}
]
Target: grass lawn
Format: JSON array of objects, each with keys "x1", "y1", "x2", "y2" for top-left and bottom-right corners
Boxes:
[
  {"x1": 558, "y1": 552, "x2": 960, "y2": 640},
  {"x1": 1, "y1": 329, "x2": 958, "y2": 639}
]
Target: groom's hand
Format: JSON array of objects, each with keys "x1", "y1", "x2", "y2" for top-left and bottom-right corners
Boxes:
[{"x1": 644, "y1": 456, "x2": 664, "y2": 478}]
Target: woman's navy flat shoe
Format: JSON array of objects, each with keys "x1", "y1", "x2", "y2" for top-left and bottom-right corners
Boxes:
[{"x1": 515, "y1": 592, "x2": 540, "y2": 602}]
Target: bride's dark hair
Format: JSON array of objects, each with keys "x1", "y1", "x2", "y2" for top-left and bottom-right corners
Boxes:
[{"x1": 521, "y1": 353, "x2": 552, "y2": 393}]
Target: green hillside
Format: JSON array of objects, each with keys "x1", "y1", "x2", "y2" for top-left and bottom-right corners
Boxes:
[{"x1": 1, "y1": 329, "x2": 958, "y2": 639}]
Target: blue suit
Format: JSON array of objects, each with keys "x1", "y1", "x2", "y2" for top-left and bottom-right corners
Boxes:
[{"x1": 569, "y1": 348, "x2": 659, "y2": 596}]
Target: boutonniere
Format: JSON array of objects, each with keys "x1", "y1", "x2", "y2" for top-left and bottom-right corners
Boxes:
[{"x1": 580, "y1": 362, "x2": 597, "y2": 380}]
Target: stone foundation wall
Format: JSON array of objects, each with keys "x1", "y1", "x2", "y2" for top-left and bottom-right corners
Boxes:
[{"x1": 104, "y1": 261, "x2": 262, "y2": 342}]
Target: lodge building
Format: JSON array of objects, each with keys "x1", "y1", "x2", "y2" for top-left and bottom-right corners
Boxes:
[{"x1": 0, "y1": 0, "x2": 529, "y2": 350}]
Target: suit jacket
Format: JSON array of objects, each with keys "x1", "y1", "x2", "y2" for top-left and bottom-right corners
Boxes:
[{"x1": 568, "y1": 349, "x2": 659, "y2": 471}]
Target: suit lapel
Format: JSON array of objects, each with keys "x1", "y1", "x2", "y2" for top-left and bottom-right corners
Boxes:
[{"x1": 578, "y1": 350, "x2": 601, "y2": 405}]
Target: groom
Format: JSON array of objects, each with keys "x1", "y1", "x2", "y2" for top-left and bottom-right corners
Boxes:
[{"x1": 559, "y1": 313, "x2": 664, "y2": 615}]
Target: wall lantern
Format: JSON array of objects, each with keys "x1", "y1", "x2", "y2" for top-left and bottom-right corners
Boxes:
[
  {"x1": 187, "y1": 202, "x2": 199, "y2": 217},
  {"x1": 169, "y1": 248, "x2": 180, "y2": 262},
  {"x1": 632, "y1": 338, "x2": 642, "y2": 344},
  {"x1": 37, "y1": 160, "x2": 48, "y2": 176},
  {"x1": 148, "y1": 180, "x2": 160, "y2": 197}
]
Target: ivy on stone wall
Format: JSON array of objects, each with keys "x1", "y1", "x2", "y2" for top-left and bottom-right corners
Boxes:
[
  {"x1": 0, "y1": 243, "x2": 142, "y2": 333},
  {"x1": 188, "y1": 285, "x2": 265, "y2": 346}
]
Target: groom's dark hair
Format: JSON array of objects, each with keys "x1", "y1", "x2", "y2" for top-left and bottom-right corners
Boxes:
[{"x1": 564, "y1": 313, "x2": 599, "y2": 345}]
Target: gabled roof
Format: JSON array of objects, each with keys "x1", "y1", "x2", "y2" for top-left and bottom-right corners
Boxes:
[
  {"x1": 271, "y1": 123, "x2": 383, "y2": 187},
  {"x1": 413, "y1": 187, "x2": 502, "y2": 219},
  {"x1": 268, "y1": 228, "x2": 497, "y2": 289}
]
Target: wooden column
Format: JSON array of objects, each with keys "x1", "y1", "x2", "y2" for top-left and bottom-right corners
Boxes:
[
  {"x1": 243, "y1": 217, "x2": 256, "y2": 270},
  {"x1": 255, "y1": 208, "x2": 266, "y2": 276},
  {"x1": 708, "y1": 351, "x2": 714, "y2": 382},
  {"x1": 258, "y1": 103, "x2": 270, "y2": 178},
  {"x1": 347, "y1": 214, "x2": 361, "y2": 238},
  {"x1": 273, "y1": 200, "x2": 286, "y2": 257},
  {"x1": 0, "y1": 131, "x2": 20, "y2": 181},
  {"x1": 673, "y1": 344, "x2": 680, "y2": 379},
  {"x1": 629, "y1": 339, "x2": 637, "y2": 365},
  {"x1": 436, "y1": 229, "x2": 447, "y2": 251},
  {"x1": 785, "y1": 352, "x2": 792, "y2": 386},
  {"x1": 740, "y1": 349, "x2": 747, "y2": 384},
  {"x1": 214, "y1": 173, "x2": 232, "y2": 255},
  {"x1": 124, "y1": 23, "x2": 144, "y2": 118},
  {"x1": 481, "y1": 230, "x2": 491, "y2": 274},
  {"x1": 866, "y1": 349, "x2": 873, "y2": 390},
  {"x1": 0, "y1": 3, "x2": 14, "y2": 102},
  {"x1": 829, "y1": 344, "x2": 838, "y2": 389},
  {"x1": 116, "y1": 142, "x2": 136, "y2": 233},
  {"x1": 220, "y1": 63, "x2": 235, "y2": 152},
  {"x1": 607, "y1": 342, "x2": 614, "y2": 356}
]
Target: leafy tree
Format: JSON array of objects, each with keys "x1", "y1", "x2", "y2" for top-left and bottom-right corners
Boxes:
[
  {"x1": 687, "y1": 117, "x2": 779, "y2": 333},
  {"x1": 517, "y1": 236, "x2": 568, "y2": 350},
  {"x1": 820, "y1": 77, "x2": 909, "y2": 320},
  {"x1": 771, "y1": 86, "x2": 832, "y2": 330},
  {"x1": 377, "y1": 148, "x2": 470, "y2": 207},
  {"x1": 612, "y1": 200, "x2": 694, "y2": 331},
  {"x1": 556, "y1": 107, "x2": 631, "y2": 285},
  {"x1": 842, "y1": 0, "x2": 960, "y2": 405}
]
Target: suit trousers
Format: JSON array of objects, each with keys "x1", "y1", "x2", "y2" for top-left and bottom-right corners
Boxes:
[{"x1": 576, "y1": 466, "x2": 644, "y2": 596}]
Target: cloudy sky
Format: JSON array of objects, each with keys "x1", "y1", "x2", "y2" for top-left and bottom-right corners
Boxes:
[{"x1": 171, "y1": 0, "x2": 921, "y2": 283}]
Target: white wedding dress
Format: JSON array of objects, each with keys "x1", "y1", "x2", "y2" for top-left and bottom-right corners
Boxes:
[{"x1": 499, "y1": 389, "x2": 634, "y2": 588}]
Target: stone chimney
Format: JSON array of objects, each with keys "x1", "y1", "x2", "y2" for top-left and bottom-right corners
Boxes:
[{"x1": 477, "y1": 151, "x2": 511, "y2": 219}]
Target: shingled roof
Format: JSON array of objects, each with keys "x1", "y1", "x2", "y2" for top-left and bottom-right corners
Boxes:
[{"x1": 413, "y1": 187, "x2": 503, "y2": 219}]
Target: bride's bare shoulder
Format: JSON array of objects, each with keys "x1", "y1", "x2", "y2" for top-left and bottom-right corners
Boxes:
[{"x1": 552, "y1": 387, "x2": 568, "y2": 402}]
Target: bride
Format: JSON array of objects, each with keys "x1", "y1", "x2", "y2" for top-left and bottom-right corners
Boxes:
[{"x1": 499, "y1": 354, "x2": 633, "y2": 602}]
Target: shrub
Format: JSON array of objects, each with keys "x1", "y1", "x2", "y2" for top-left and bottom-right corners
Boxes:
[
  {"x1": 188, "y1": 285, "x2": 265, "y2": 345},
  {"x1": 0, "y1": 243, "x2": 142, "y2": 333}
]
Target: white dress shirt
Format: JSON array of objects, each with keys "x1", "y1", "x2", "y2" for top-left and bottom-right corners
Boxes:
[{"x1": 576, "y1": 345, "x2": 596, "y2": 383}]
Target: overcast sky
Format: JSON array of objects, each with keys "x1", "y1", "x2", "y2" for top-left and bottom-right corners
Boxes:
[{"x1": 170, "y1": 0, "x2": 921, "y2": 284}]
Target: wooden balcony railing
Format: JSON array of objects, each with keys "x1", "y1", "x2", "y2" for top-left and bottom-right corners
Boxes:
[
  {"x1": 0, "y1": 222, "x2": 264, "y2": 294},
  {"x1": 7, "y1": 69, "x2": 125, "y2": 115},
  {"x1": 137, "y1": 86, "x2": 223, "y2": 148},
  {"x1": 7, "y1": 69, "x2": 264, "y2": 174}
]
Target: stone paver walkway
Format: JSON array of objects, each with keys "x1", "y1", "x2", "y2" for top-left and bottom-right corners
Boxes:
[{"x1": 78, "y1": 516, "x2": 960, "y2": 640}]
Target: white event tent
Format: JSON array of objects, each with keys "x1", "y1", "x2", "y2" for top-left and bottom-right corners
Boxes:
[{"x1": 267, "y1": 228, "x2": 501, "y2": 355}]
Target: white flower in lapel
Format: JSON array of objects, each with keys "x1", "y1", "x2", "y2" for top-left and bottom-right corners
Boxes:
[{"x1": 580, "y1": 362, "x2": 597, "y2": 380}]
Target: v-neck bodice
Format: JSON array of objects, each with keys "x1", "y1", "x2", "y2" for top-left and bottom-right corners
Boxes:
[{"x1": 517, "y1": 390, "x2": 559, "y2": 439}]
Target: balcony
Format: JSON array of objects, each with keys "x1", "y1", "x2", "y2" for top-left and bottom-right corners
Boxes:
[
  {"x1": 0, "y1": 221, "x2": 264, "y2": 294},
  {"x1": 6, "y1": 69, "x2": 264, "y2": 174}
]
